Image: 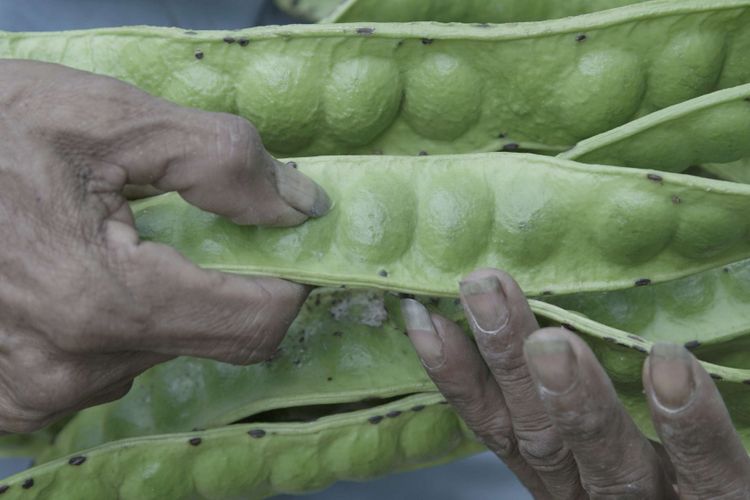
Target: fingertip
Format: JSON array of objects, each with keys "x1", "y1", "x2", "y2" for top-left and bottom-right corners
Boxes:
[{"x1": 274, "y1": 160, "x2": 331, "y2": 219}]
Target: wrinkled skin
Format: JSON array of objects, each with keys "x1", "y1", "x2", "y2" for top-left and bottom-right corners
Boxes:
[
  {"x1": 0, "y1": 60, "x2": 330, "y2": 434},
  {"x1": 403, "y1": 269, "x2": 750, "y2": 499}
]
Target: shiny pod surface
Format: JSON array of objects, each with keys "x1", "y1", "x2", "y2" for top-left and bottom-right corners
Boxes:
[
  {"x1": 324, "y1": 0, "x2": 649, "y2": 23},
  {"x1": 2, "y1": 0, "x2": 750, "y2": 155},
  {"x1": 134, "y1": 153, "x2": 750, "y2": 297},
  {"x1": 561, "y1": 84, "x2": 750, "y2": 172}
]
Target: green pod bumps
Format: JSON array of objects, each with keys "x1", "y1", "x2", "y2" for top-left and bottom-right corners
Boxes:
[
  {"x1": 561, "y1": 84, "x2": 750, "y2": 172},
  {"x1": 0, "y1": 395, "x2": 481, "y2": 500},
  {"x1": 134, "y1": 153, "x2": 750, "y2": 297},
  {"x1": 3, "y1": 0, "x2": 750, "y2": 155},
  {"x1": 324, "y1": 0, "x2": 648, "y2": 23}
]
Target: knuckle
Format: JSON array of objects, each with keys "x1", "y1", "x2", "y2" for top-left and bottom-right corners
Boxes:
[
  {"x1": 516, "y1": 425, "x2": 573, "y2": 472},
  {"x1": 213, "y1": 114, "x2": 264, "y2": 179}
]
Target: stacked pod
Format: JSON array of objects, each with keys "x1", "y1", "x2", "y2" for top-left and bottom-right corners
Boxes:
[{"x1": 5, "y1": 0, "x2": 750, "y2": 498}]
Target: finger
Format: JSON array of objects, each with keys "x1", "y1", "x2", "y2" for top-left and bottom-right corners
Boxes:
[
  {"x1": 104, "y1": 220, "x2": 309, "y2": 364},
  {"x1": 12, "y1": 60, "x2": 330, "y2": 226},
  {"x1": 525, "y1": 328, "x2": 675, "y2": 499},
  {"x1": 459, "y1": 269, "x2": 582, "y2": 498},
  {"x1": 401, "y1": 298, "x2": 551, "y2": 499},
  {"x1": 644, "y1": 343, "x2": 750, "y2": 498}
]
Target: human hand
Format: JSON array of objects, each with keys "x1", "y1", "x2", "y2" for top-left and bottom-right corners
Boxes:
[
  {"x1": 402, "y1": 269, "x2": 750, "y2": 499},
  {"x1": 0, "y1": 60, "x2": 330, "y2": 433}
]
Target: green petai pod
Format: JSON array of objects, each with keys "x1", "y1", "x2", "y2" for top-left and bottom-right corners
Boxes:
[
  {"x1": 2, "y1": 0, "x2": 750, "y2": 155},
  {"x1": 560, "y1": 84, "x2": 750, "y2": 172},
  {"x1": 701, "y1": 159, "x2": 750, "y2": 185},
  {"x1": 133, "y1": 153, "x2": 750, "y2": 297},
  {"x1": 323, "y1": 0, "x2": 650, "y2": 23},
  {"x1": 274, "y1": 0, "x2": 345, "y2": 22}
]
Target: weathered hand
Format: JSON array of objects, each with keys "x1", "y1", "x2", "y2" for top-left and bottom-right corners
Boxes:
[
  {"x1": 0, "y1": 60, "x2": 330, "y2": 433},
  {"x1": 402, "y1": 269, "x2": 750, "y2": 499}
]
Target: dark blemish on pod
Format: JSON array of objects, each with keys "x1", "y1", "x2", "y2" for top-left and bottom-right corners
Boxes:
[
  {"x1": 453, "y1": 298, "x2": 460, "y2": 306},
  {"x1": 327, "y1": 377, "x2": 333, "y2": 381},
  {"x1": 710, "y1": 373, "x2": 723, "y2": 381},
  {"x1": 632, "y1": 345, "x2": 647, "y2": 353},
  {"x1": 248, "y1": 429, "x2": 266, "y2": 438},
  {"x1": 474, "y1": 23, "x2": 491, "y2": 28},
  {"x1": 421, "y1": 38, "x2": 434, "y2": 45},
  {"x1": 560, "y1": 323, "x2": 578, "y2": 332},
  {"x1": 498, "y1": 132, "x2": 506, "y2": 139},
  {"x1": 671, "y1": 195, "x2": 682, "y2": 205},
  {"x1": 293, "y1": 359, "x2": 301, "y2": 366},
  {"x1": 502, "y1": 143, "x2": 520, "y2": 152},
  {"x1": 743, "y1": 379, "x2": 750, "y2": 385},
  {"x1": 379, "y1": 269, "x2": 389, "y2": 277},
  {"x1": 189, "y1": 437, "x2": 202, "y2": 446},
  {"x1": 724, "y1": 267, "x2": 730, "y2": 273},
  {"x1": 647, "y1": 173, "x2": 663, "y2": 182},
  {"x1": 368, "y1": 415, "x2": 384, "y2": 424},
  {"x1": 286, "y1": 161, "x2": 298, "y2": 169},
  {"x1": 68, "y1": 456, "x2": 86, "y2": 466},
  {"x1": 238, "y1": 38, "x2": 250, "y2": 46},
  {"x1": 21, "y1": 479, "x2": 33, "y2": 490},
  {"x1": 397, "y1": 40, "x2": 405, "y2": 47},
  {"x1": 0, "y1": 485, "x2": 8, "y2": 494},
  {"x1": 194, "y1": 49, "x2": 204, "y2": 60},
  {"x1": 603, "y1": 336, "x2": 618, "y2": 343},
  {"x1": 635, "y1": 278, "x2": 651, "y2": 287},
  {"x1": 418, "y1": 150, "x2": 429, "y2": 156},
  {"x1": 386, "y1": 411, "x2": 402, "y2": 418},
  {"x1": 333, "y1": 331, "x2": 343, "y2": 337},
  {"x1": 411, "y1": 405, "x2": 426, "y2": 412},
  {"x1": 184, "y1": 31, "x2": 197, "y2": 35},
  {"x1": 575, "y1": 33, "x2": 587, "y2": 42},
  {"x1": 356, "y1": 27, "x2": 375, "y2": 35},
  {"x1": 223, "y1": 36, "x2": 236, "y2": 44},
  {"x1": 745, "y1": 97, "x2": 750, "y2": 102},
  {"x1": 628, "y1": 334, "x2": 644, "y2": 342},
  {"x1": 541, "y1": 290, "x2": 553, "y2": 296},
  {"x1": 684, "y1": 340, "x2": 701, "y2": 349}
]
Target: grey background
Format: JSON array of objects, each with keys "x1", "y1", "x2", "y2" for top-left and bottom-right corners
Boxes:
[{"x1": 0, "y1": 1, "x2": 530, "y2": 498}]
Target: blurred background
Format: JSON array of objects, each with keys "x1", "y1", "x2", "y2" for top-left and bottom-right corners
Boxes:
[{"x1": 0, "y1": 0, "x2": 530, "y2": 497}]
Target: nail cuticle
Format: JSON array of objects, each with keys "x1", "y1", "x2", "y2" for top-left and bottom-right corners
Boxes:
[
  {"x1": 648, "y1": 343, "x2": 696, "y2": 412},
  {"x1": 401, "y1": 299, "x2": 445, "y2": 369},
  {"x1": 459, "y1": 276, "x2": 510, "y2": 335}
]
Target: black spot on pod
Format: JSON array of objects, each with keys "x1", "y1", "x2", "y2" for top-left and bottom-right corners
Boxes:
[
  {"x1": 684, "y1": 340, "x2": 701, "y2": 349},
  {"x1": 421, "y1": 38, "x2": 434, "y2": 45},
  {"x1": 560, "y1": 323, "x2": 578, "y2": 332},
  {"x1": 333, "y1": 331, "x2": 343, "y2": 337},
  {"x1": 386, "y1": 411, "x2": 402, "y2": 418},
  {"x1": 710, "y1": 373, "x2": 724, "y2": 381},
  {"x1": 379, "y1": 269, "x2": 389, "y2": 277},
  {"x1": 286, "y1": 161, "x2": 298, "y2": 169},
  {"x1": 632, "y1": 345, "x2": 647, "y2": 353},
  {"x1": 248, "y1": 429, "x2": 266, "y2": 438},
  {"x1": 356, "y1": 27, "x2": 375, "y2": 35},
  {"x1": 627, "y1": 334, "x2": 643, "y2": 342},
  {"x1": 0, "y1": 485, "x2": 8, "y2": 494},
  {"x1": 327, "y1": 376, "x2": 333, "y2": 381},
  {"x1": 671, "y1": 195, "x2": 682, "y2": 204},
  {"x1": 189, "y1": 437, "x2": 202, "y2": 446},
  {"x1": 745, "y1": 97, "x2": 750, "y2": 102},
  {"x1": 634, "y1": 278, "x2": 651, "y2": 287},
  {"x1": 184, "y1": 31, "x2": 197, "y2": 35},
  {"x1": 418, "y1": 150, "x2": 429, "y2": 156},
  {"x1": 603, "y1": 336, "x2": 618, "y2": 343},
  {"x1": 368, "y1": 415, "x2": 384, "y2": 424},
  {"x1": 541, "y1": 290, "x2": 553, "y2": 296},
  {"x1": 238, "y1": 38, "x2": 250, "y2": 46},
  {"x1": 575, "y1": 33, "x2": 587, "y2": 42},
  {"x1": 21, "y1": 479, "x2": 33, "y2": 490},
  {"x1": 723, "y1": 267, "x2": 730, "y2": 273},
  {"x1": 647, "y1": 173, "x2": 663, "y2": 182},
  {"x1": 223, "y1": 36, "x2": 236, "y2": 44},
  {"x1": 743, "y1": 379, "x2": 750, "y2": 385},
  {"x1": 411, "y1": 405, "x2": 426, "y2": 412},
  {"x1": 502, "y1": 143, "x2": 520, "y2": 152},
  {"x1": 474, "y1": 23, "x2": 491, "y2": 28},
  {"x1": 68, "y1": 456, "x2": 87, "y2": 466},
  {"x1": 194, "y1": 49, "x2": 204, "y2": 60}
]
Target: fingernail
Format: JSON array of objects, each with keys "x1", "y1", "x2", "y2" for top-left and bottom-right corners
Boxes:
[
  {"x1": 401, "y1": 299, "x2": 444, "y2": 369},
  {"x1": 649, "y1": 343, "x2": 695, "y2": 411},
  {"x1": 525, "y1": 337, "x2": 578, "y2": 395},
  {"x1": 459, "y1": 276, "x2": 508, "y2": 334},
  {"x1": 275, "y1": 161, "x2": 331, "y2": 217}
]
